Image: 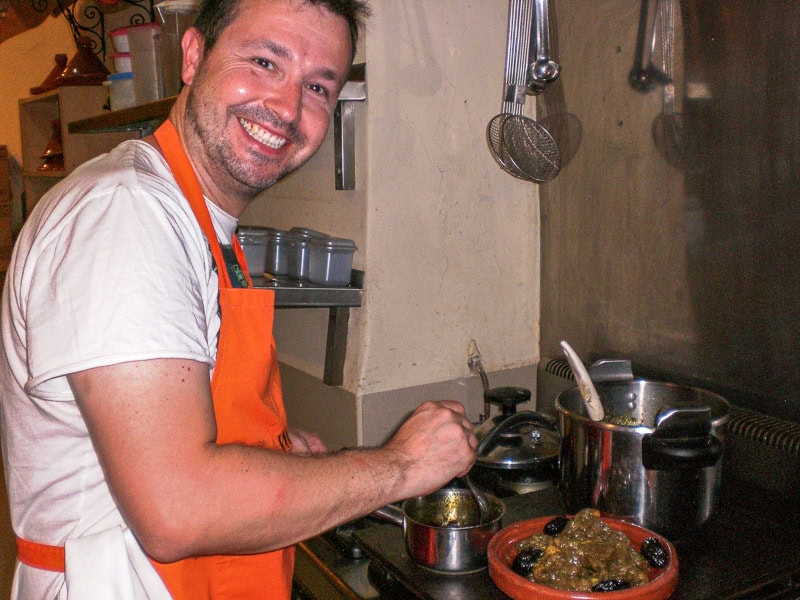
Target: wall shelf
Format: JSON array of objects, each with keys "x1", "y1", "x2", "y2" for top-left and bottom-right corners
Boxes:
[
  {"x1": 19, "y1": 86, "x2": 138, "y2": 215},
  {"x1": 256, "y1": 271, "x2": 363, "y2": 387},
  {"x1": 253, "y1": 272, "x2": 363, "y2": 309},
  {"x1": 21, "y1": 170, "x2": 65, "y2": 178},
  {"x1": 68, "y1": 96, "x2": 176, "y2": 135}
]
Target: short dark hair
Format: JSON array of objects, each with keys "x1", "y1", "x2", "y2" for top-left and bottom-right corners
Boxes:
[{"x1": 192, "y1": 0, "x2": 370, "y2": 63}]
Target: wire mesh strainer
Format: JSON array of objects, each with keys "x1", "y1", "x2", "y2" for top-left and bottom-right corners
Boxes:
[{"x1": 487, "y1": 0, "x2": 561, "y2": 182}]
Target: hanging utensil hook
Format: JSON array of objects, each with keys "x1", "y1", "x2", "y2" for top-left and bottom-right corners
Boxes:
[
  {"x1": 629, "y1": 0, "x2": 671, "y2": 92},
  {"x1": 528, "y1": 0, "x2": 560, "y2": 88}
]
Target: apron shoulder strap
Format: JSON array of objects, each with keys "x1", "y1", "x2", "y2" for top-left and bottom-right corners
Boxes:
[{"x1": 153, "y1": 121, "x2": 248, "y2": 288}]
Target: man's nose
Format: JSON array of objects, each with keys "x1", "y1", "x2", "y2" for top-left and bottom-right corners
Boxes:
[{"x1": 266, "y1": 79, "x2": 302, "y2": 125}]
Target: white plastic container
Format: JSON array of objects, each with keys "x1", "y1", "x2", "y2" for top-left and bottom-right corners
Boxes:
[
  {"x1": 265, "y1": 229, "x2": 291, "y2": 276},
  {"x1": 155, "y1": 0, "x2": 199, "y2": 97},
  {"x1": 287, "y1": 227, "x2": 328, "y2": 281},
  {"x1": 111, "y1": 52, "x2": 132, "y2": 73},
  {"x1": 128, "y1": 23, "x2": 165, "y2": 105},
  {"x1": 289, "y1": 226, "x2": 328, "y2": 239},
  {"x1": 106, "y1": 72, "x2": 136, "y2": 110},
  {"x1": 286, "y1": 233, "x2": 309, "y2": 281},
  {"x1": 308, "y1": 236, "x2": 356, "y2": 286},
  {"x1": 235, "y1": 226, "x2": 270, "y2": 275},
  {"x1": 110, "y1": 27, "x2": 130, "y2": 53}
]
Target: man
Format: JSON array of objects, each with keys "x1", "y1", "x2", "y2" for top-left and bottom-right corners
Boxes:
[{"x1": 0, "y1": 0, "x2": 478, "y2": 597}]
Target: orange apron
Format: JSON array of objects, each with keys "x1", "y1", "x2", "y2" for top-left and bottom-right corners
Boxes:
[{"x1": 15, "y1": 119, "x2": 295, "y2": 599}]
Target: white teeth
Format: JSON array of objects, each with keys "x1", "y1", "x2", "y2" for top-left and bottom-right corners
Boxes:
[{"x1": 238, "y1": 118, "x2": 287, "y2": 149}]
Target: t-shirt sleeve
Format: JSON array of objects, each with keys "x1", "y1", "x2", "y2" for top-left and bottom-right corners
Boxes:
[{"x1": 23, "y1": 176, "x2": 217, "y2": 399}]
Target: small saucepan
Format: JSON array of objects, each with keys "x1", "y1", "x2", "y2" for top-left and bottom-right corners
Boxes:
[{"x1": 371, "y1": 487, "x2": 505, "y2": 573}]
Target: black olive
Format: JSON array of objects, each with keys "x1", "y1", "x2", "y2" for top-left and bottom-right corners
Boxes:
[
  {"x1": 543, "y1": 515, "x2": 570, "y2": 536},
  {"x1": 641, "y1": 536, "x2": 668, "y2": 568},
  {"x1": 512, "y1": 547, "x2": 543, "y2": 577},
  {"x1": 591, "y1": 579, "x2": 632, "y2": 592}
]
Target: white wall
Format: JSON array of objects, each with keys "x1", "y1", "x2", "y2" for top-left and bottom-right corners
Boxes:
[
  {"x1": 359, "y1": 1, "x2": 539, "y2": 393},
  {"x1": 242, "y1": 0, "x2": 542, "y2": 440}
]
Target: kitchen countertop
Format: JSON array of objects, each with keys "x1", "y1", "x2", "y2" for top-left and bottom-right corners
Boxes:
[{"x1": 352, "y1": 480, "x2": 800, "y2": 599}]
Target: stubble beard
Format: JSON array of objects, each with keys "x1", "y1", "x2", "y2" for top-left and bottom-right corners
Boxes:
[{"x1": 184, "y1": 81, "x2": 311, "y2": 195}]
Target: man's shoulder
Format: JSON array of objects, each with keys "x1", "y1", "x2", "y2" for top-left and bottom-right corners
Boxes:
[
  {"x1": 77, "y1": 139, "x2": 172, "y2": 185},
  {"x1": 42, "y1": 140, "x2": 181, "y2": 216},
  {"x1": 21, "y1": 141, "x2": 195, "y2": 258}
]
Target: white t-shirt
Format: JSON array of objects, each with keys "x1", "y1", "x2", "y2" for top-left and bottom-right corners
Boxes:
[{"x1": 0, "y1": 139, "x2": 237, "y2": 597}]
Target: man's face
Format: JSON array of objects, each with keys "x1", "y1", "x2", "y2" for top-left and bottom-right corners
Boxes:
[{"x1": 181, "y1": 0, "x2": 352, "y2": 198}]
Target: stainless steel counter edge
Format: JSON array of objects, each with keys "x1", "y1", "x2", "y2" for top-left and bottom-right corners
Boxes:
[{"x1": 252, "y1": 270, "x2": 364, "y2": 309}]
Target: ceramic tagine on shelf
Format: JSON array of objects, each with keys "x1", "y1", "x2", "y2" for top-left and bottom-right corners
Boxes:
[
  {"x1": 54, "y1": 36, "x2": 109, "y2": 86},
  {"x1": 30, "y1": 36, "x2": 109, "y2": 95},
  {"x1": 30, "y1": 54, "x2": 68, "y2": 95},
  {"x1": 38, "y1": 120, "x2": 64, "y2": 172}
]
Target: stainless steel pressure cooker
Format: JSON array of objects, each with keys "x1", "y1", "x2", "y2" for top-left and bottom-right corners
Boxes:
[{"x1": 556, "y1": 375, "x2": 730, "y2": 540}]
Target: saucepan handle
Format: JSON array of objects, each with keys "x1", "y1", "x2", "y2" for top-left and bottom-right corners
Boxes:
[
  {"x1": 370, "y1": 504, "x2": 405, "y2": 527},
  {"x1": 586, "y1": 359, "x2": 635, "y2": 383}
]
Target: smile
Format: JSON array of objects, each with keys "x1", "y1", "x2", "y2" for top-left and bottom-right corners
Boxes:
[{"x1": 238, "y1": 118, "x2": 287, "y2": 150}]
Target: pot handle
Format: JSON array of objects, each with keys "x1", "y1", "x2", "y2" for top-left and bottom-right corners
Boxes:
[
  {"x1": 587, "y1": 358, "x2": 635, "y2": 383},
  {"x1": 370, "y1": 504, "x2": 405, "y2": 527},
  {"x1": 642, "y1": 434, "x2": 722, "y2": 470},
  {"x1": 642, "y1": 405, "x2": 723, "y2": 470},
  {"x1": 476, "y1": 410, "x2": 557, "y2": 456}
]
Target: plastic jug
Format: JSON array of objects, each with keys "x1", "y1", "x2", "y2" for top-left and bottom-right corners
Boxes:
[
  {"x1": 155, "y1": 0, "x2": 200, "y2": 97},
  {"x1": 128, "y1": 23, "x2": 165, "y2": 104}
]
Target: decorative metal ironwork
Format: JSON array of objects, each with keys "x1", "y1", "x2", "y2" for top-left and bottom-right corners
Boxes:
[
  {"x1": 122, "y1": 0, "x2": 154, "y2": 24},
  {"x1": 30, "y1": 0, "x2": 50, "y2": 12},
  {"x1": 30, "y1": 0, "x2": 155, "y2": 62},
  {"x1": 55, "y1": 0, "x2": 104, "y2": 57}
]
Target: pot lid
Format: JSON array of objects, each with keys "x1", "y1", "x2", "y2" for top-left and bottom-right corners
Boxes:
[{"x1": 475, "y1": 411, "x2": 560, "y2": 471}]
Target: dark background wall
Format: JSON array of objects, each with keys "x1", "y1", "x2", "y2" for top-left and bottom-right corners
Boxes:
[{"x1": 539, "y1": 0, "x2": 799, "y2": 422}]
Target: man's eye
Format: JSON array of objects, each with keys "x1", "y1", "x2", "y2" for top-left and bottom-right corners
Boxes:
[
  {"x1": 308, "y1": 83, "x2": 329, "y2": 98},
  {"x1": 252, "y1": 58, "x2": 275, "y2": 69}
]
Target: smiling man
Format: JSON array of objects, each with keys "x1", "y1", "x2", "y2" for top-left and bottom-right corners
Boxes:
[
  {"x1": 179, "y1": 0, "x2": 353, "y2": 211},
  {"x1": 0, "y1": 0, "x2": 480, "y2": 598}
]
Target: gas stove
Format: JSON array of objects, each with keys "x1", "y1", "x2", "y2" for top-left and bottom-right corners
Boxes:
[
  {"x1": 293, "y1": 518, "x2": 381, "y2": 600},
  {"x1": 292, "y1": 371, "x2": 800, "y2": 599},
  {"x1": 294, "y1": 474, "x2": 800, "y2": 600}
]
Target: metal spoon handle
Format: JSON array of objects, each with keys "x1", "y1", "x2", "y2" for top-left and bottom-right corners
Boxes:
[
  {"x1": 530, "y1": 0, "x2": 560, "y2": 84},
  {"x1": 464, "y1": 476, "x2": 491, "y2": 524}
]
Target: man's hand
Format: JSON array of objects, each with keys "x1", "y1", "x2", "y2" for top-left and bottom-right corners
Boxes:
[
  {"x1": 289, "y1": 429, "x2": 327, "y2": 454},
  {"x1": 383, "y1": 400, "x2": 477, "y2": 499}
]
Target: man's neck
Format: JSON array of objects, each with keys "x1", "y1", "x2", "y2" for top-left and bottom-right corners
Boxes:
[{"x1": 164, "y1": 92, "x2": 254, "y2": 218}]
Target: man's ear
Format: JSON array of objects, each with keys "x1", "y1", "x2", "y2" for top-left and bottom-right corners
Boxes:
[{"x1": 181, "y1": 26, "x2": 205, "y2": 86}]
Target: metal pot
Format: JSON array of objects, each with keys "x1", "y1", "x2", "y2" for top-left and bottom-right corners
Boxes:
[
  {"x1": 556, "y1": 377, "x2": 730, "y2": 540},
  {"x1": 371, "y1": 487, "x2": 505, "y2": 573},
  {"x1": 471, "y1": 387, "x2": 560, "y2": 495}
]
